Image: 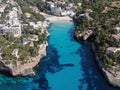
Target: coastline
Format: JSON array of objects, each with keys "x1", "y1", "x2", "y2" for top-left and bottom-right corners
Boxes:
[
  {"x1": 0, "y1": 29, "x2": 49, "y2": 76},
  {"x1": 47, "y1": 16, "x2": 72, "y2": 22},
  {"x1": 0, "y1": 11, "x2": 73, "y2": 77},
  {"x1": 74, "y1": 29, "x2": 120, "y2": 88},
  {"x1": 9, "y1": 14, "x2": 72, "y2": 76},
  {"x1": 11, "y1": 42, "x2": 48, "y2": 76},
  {"x1": 40, "y1": 12, "x2": 72, "y2": 22},
  {"x1": 0, "y1": 39, "x2": 49, "y2": 76},
  {"x1": 91, "y1": 43, "x2": 120, "y2": 88}
]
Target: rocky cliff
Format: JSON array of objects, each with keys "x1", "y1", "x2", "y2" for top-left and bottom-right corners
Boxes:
[
  {"x1": 75, "y1": 30, "x2": 93, "y2": 40},
  {"x1": 75, "y1": 30, "x2": 120, "y2": 87},
  {"x1": 92, "y1": 44, "x2": 120, "y2": 88},
  {"x1": 0, "y1": 42, "x2": 48, "y2": 76}
]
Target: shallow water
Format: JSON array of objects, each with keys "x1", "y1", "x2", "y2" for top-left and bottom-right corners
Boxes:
[{"x1": 0, "y1": 22, "x2": 119, "y2": 90}]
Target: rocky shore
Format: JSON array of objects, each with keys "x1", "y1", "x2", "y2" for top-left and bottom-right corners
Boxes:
[
  {"x1": 0, "y1": 29, "x2": 49, "y2": 76},
  {"x1": 75, "y1": 30, "x2": 120, "y2": 87},
  {"x1": 91, "y1": 43, "x2": 120, "y2": 88},
  {"x1": 75, "y1": 30, "x2": 93, "y2": 40},
  {"x1": 0, "y1": 42, "x2": 48, "y2": 76}
]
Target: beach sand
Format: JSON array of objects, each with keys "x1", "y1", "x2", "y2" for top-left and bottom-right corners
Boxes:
[{"x1": 40, "y1": 12, "x2": 72, "y2": 22}]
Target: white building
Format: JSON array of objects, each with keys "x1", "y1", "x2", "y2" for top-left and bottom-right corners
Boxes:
[
  {"x1": 51, "y1": 7, "x2": 61, "y2": 16},
  {"x1": 42, "y1": 21, "x2": 49, "y2": 28},
  {"x1": 29, "y1": 21, "x2": 42, "y2": 29},
  {"x1": 106, "y1": 47, "x2": 120, "y2": 54},
  {"x1": 46, "y1": 2, "x2": 54, "y2": 10},
  {"x1": 61, "y1": 10, "x2": 75, "y2": 17},
  {"x1": 2, "y1": 25, "x2": 21, "y2": 37},
  {"x1": 0, "y1": 7, "x2": 22, "y2": 37},
  {"x1": 28, "y1": 35, "x2": 38, "y2": 41},
  {"x1": 29, "y1": 21, "x2": 48, "y2": 29},
  {"x1": 114, "y1": 27, "x2": 120, "y2": 31},
  {"x1": 61, "y1": 10, "x2": 75, "y2": 16}
]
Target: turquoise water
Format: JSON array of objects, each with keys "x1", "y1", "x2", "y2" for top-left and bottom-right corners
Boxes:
[{"x1": 0, "y1": 22, "x2": 119, "y2": 90}]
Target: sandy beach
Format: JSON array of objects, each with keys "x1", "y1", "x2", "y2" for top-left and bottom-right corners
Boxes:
[{"x1": 40, "y1": 12, "x2": 72, "y2": 22}]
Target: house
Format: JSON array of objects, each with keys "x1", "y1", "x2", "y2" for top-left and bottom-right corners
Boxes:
[
  {"x1": 61, "y1": 10, "x2": 75, "y2": 16},
  {"x1": 28, "y1": 35, "x2": 38, "y2": 41},
  {"x1": 29, "y1": 20, "x2": 49, "y2": 29},
  {"x1": 112, "y1": 34, "x2": 120, "y2": 40},
  {"x1": 37, "y1": 21, "x2": 42, "y2": 27},
  {"x1": 12, "y1": 49, "x2": 19, "y2": 58},
  {"x1": 51, "y1": 7, "x2": 62, "y2": 16},
  {"x1": 114, "y1": 27, "x2": 120, "y2": 31},
  {"x1": 106, "y1": 47, "x2": 120, "y2": 54},
  {"x1": 2, "y1": 24, "x2": 22, "y2": 37},
  {"x1": 46, "y1": 1, "x2": 54, "y2": 10},
  {"x1": 23, "y1": 35, "x2": 38, "y2": 45},
  {"x1": 0, "y1": 7, "x2": 22, "y2": 37},
  {"x1": 61, "y1": 11, "x2": 68, "y2": 16},
  {"x1": 42, "y1": 21, "x2": 49, "y2": 28},
  {"x1": 29, "y1": 21, "x2": 42, "y2": 29}
]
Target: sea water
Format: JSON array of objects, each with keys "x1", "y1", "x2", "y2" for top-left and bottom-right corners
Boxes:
[{"x1": 0, "y1": 22, "x2": 119, "y2": 90}]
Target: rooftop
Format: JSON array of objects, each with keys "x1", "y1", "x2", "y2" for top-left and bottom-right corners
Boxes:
[
  {"x1": 106, "y1": 47, "x2": 120, "y2": 54},
  {"x1": 112, "y1": 34, "x2": 120, "y2": 40}
]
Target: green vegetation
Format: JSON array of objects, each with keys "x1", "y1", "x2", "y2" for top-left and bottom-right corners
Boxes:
[
  {"x1": 15, "y1": 0, "x2": 45, "y2": 22},
  {"x1": 0, "y1": 1, "x2": 47, "y2": 65},
  {"x1": 0, "y1": 28, "x2": 47, "y2": 65},
  {"x1": 74, "y1": 0, "x2": 120, "y2": 68}
]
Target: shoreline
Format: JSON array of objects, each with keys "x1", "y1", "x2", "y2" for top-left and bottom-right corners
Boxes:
[
  {"x1": 91, "y1": 43, "x2": 120, "y2": 88},
  {"x1": 47, "y1": 16, "x2": 73, "y2": 22},
  {"x1": 10, "y1": 17, "x2": 72, "y2": 76},
  {"x1": 0, "y1": 42, "x2": 48, "y2": 76},
  {"x1": 74, "y1": 30, "x2": 120, "y2": 88},
  {"x1": 0, "y1": 12, "x2": 73, "y2": 77},
  {"x1": 40, "y1": 12, "x2": 73, "y2": 22}
]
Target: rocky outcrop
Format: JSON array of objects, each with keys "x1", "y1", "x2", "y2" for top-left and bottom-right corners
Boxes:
[
  {"x1": 0, "y1": 42, "x2": 48, "y2": 76},
  {"x1": 92, "y1": 44, "x2": 120, "y2": 87},
  {"x1": 0, "y1": 28, "x2": 49, "y2": 76},
  {"x1": 75, "y1": 30, "x2": 93, "y2": 40},
  {"x1": 75, "y1": 29, "x2": 120, "y2": 87}
]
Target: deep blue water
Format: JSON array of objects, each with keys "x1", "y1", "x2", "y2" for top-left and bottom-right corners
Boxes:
[{"x1": 0, "y1": 22, "x2": 119, "y2": 90}]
